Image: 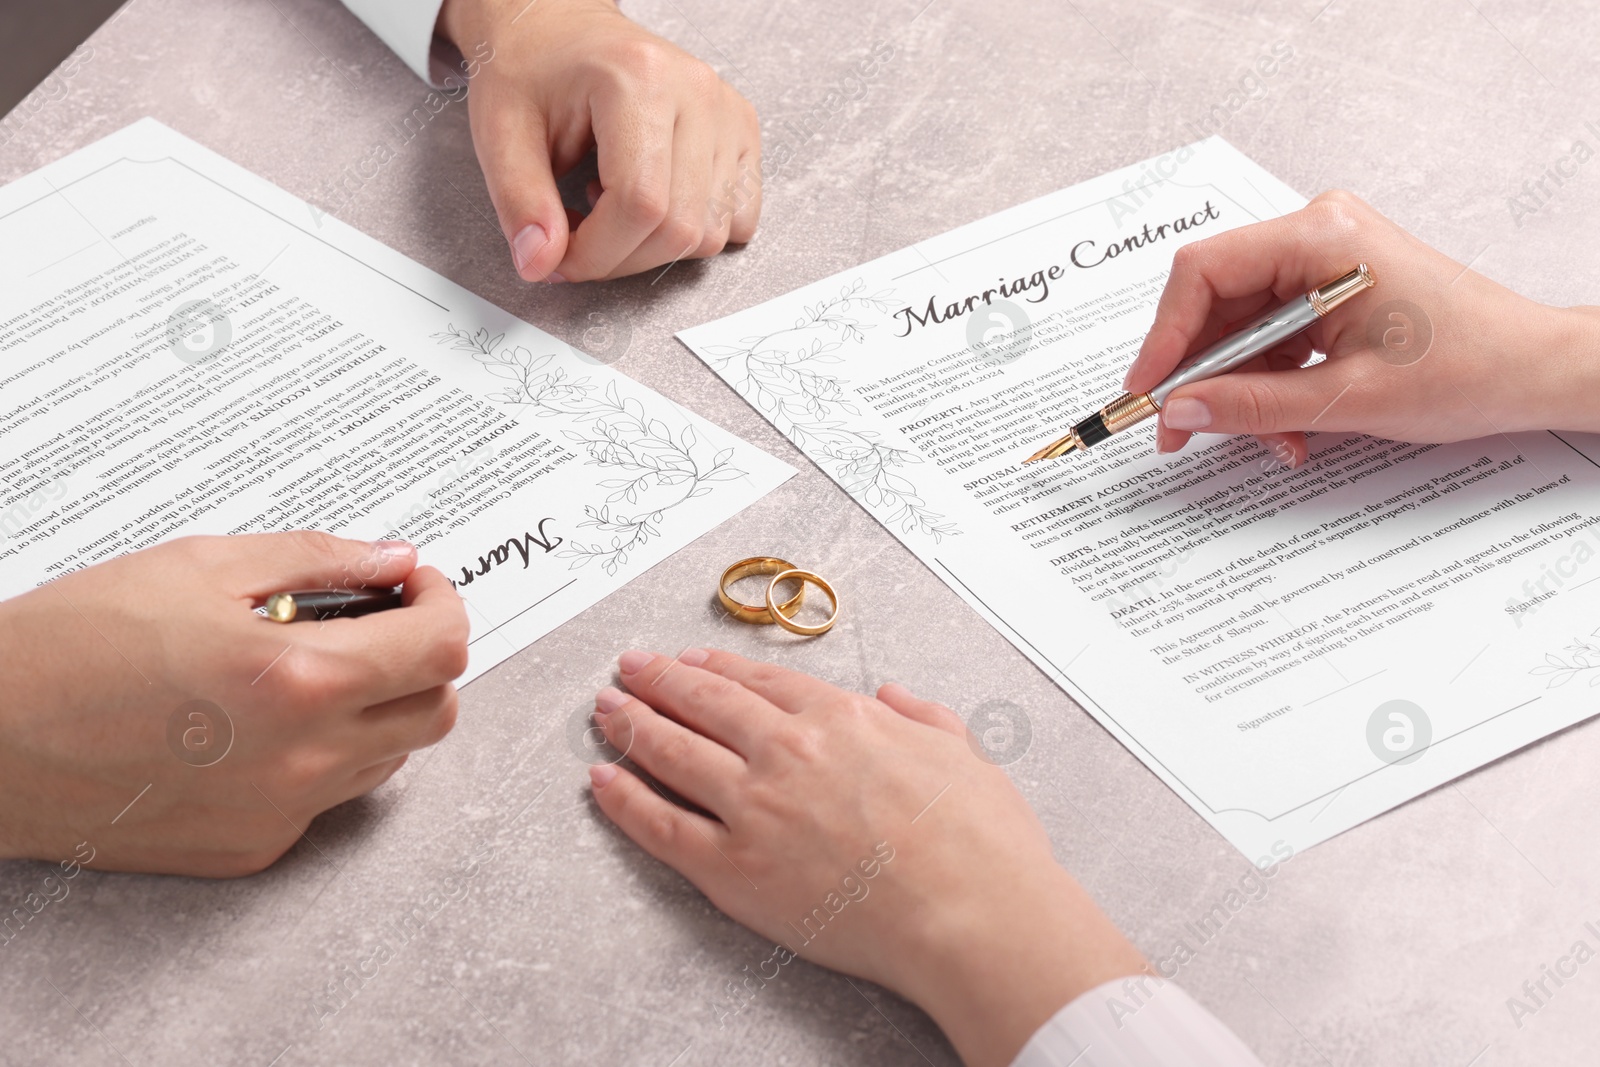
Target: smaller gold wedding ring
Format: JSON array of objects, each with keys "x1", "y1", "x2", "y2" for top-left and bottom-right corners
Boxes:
[
  {"x1": 719, "y1": 557, "x2": 806, "y2": 625},
  {"x1": 766, "y1": 569, "x2": 839, "y2": 636}
]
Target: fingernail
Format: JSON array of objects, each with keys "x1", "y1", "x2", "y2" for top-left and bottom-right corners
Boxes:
[
  {"x1": 589, "y1": 764, "x2": 618, "y2": 789},
  {"x1": 618, "y1": 650, "x2": 652, "y2": 674},
  {"x1": 372, "y1": 539, "x2": 414, "y2": 561},
  {"x1": 1162, "y1": 397, "x2": 1211, "y2": 431},
  {"x1": 511, "y1": 224, "x2": 548, "y2": 275},
  {"x1": 595, "y1": 686, "x2": 628, "y2": 715},
  {"x1": 678, "y1": 648, "x2": 709, "y2": 667},
  {"x1": 546, "y1": 272, "x2": 567, "y2": 284}
]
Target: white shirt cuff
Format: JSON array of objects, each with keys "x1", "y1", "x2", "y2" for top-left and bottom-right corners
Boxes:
[
  {"x1": 1011, "y1": 978, "x2": 1265, "y2": 1067},
  {"x1": 338, "y1": 0, "x2": 451, "y2": 85}
]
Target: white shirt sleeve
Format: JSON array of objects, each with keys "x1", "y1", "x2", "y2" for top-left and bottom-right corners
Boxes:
[
  {"x1": 338, "y1": 0, "x2": 450, "y2": 85},
  {"x1": 1011, "y1": 979, "x2": 1266, "y2": 1067}
]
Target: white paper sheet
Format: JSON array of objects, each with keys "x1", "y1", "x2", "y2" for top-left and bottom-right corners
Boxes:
[
  {"x1": 679, "y1": 137, "x2": 1600, "y2": 861},
  {"x1": 0, "y1": 119, "x2": 794, "y2": 683}
]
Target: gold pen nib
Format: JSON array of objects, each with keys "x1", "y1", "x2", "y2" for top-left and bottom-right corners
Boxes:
[
  {"x1": 1024, "y1": 392, "x2": 1159, "y2": 463},
  {"x1": 1024, "y1": 431, "x2": 1082, "y2": 463}
]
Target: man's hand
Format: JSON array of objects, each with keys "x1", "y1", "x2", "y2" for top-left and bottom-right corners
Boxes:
[
  {"x1": 440, "y1": 0, "x2": 762, "y2": 283},
  {"x1": 0, "y1": 533, "x2": 470, "y2": 877}
]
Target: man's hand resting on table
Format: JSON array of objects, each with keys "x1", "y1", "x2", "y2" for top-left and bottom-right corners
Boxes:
[
  {"x1": 0, "y1": 533, "x2": 469, "y2": 877},
  {"x1": 439, "y1": 0, "x2": 762, "y2": 283}
]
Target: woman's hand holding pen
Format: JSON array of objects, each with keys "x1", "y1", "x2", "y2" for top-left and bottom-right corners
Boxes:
[
  {"x1": 0, "y1": 533, "x2": 469, "y2": 877},
  {"x1": 587, "y1": 648, "x2": 1147, "y2": 1067},
  {"x1": 1126, "y1": 190, "x2": 1600, "y2": 464}
]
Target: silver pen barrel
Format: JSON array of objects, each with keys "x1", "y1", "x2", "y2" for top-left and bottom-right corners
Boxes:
[
  {"x1": 1149, "y1": 295, "x2": 1319, "y2": 406},
  {"x1": 1023, "y1": 264, "x2": 1375, "y2": 462}
]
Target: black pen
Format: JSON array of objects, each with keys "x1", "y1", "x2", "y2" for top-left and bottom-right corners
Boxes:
[{"x1": 262, "y1": 587, "x2": 403, "y2": 623}]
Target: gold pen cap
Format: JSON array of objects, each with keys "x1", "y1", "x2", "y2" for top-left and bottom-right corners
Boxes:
[
  {"x1": 1307, "y1": 263, "x2": 1375, "y2": 317},
  {"x1": 265, "y1": 593, "x2": 298, "y2": 623}
]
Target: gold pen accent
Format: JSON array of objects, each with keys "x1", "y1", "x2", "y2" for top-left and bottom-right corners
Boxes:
[
  {"x1": 1026, "y1": 392, "x2": 1158, "y2": 461},
  {"x1": 1308, "y1": 264, "x2": 1375, "y2": 316},
  {"x1": 261, "y1": 588, "x2": 404, "y2": 623},
  {"x1": 265, "y1": 593, "x2": 299, "y2": 623},
  {"x1": 1025, "y1": 265, "x2": 1376, "y2": 463}
]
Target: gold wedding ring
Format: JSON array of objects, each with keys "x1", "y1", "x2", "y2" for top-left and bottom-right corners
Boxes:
[
  {"x1": 719, "y1": 557, "x2": 806, "y2": 624},
  {"x1": 766, "y1": 569, "x2": 839, "y2": 636}
]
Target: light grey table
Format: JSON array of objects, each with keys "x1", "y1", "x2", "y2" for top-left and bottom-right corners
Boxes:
[{"x1": 2, "y1": 1, "x2": 1597, "y2": 1064}]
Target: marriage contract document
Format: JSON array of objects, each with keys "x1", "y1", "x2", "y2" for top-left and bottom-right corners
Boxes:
[
  {"x1": 680, "y1": 137, "x2": 1600, "y2": 860},
  {"x1": 0, "y1": 120, "x2": 792, "y2": 683}
]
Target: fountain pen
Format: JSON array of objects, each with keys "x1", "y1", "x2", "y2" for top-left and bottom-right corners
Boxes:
[
  {"x1": 1024, "y1": 264, "x2": 1376, "y2": 462},
  {"x1": 263, "y1": 587, "x2": 403, "y2": 623}
]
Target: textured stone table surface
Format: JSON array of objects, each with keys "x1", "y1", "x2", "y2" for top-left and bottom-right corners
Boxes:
[{"x1": 2, "y1": 1, "x2": 1597, "y2": 1064}]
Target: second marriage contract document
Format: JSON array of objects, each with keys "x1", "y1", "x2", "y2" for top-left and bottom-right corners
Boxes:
[
  {"x1": 0, "y1": 120, "x2": 793, "y2": 685},
  {"x1": 680, "y1": 137, "x2": 1600, "y2": 860}
]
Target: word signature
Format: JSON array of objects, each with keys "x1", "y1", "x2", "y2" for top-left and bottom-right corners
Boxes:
[{"x1": 451, "y1": 519, "x2": 562, "y2": 588}]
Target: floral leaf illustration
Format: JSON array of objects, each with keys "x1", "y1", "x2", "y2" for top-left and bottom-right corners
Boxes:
[
  {"x1": 1531, "y1": 639, "x2": 1600, "y2": 689},
  {"x1": 689, "y1": 279, "x2": 960, "y2": 541},
  {"x1": 439, "y1": 325, "x2": 749, "y2": 572}
]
